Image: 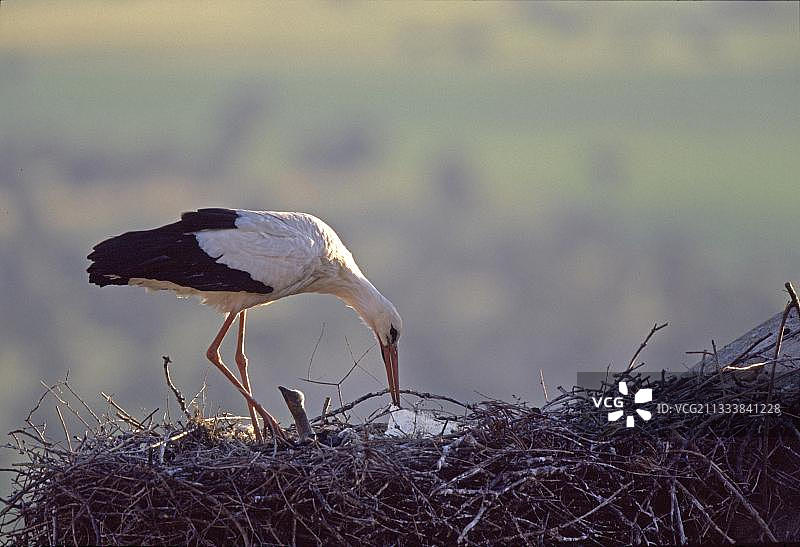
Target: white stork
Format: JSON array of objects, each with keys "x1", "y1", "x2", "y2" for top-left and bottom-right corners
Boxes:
[{"x1": 87, "y1": 208, "x2": 402, "y2": 441}]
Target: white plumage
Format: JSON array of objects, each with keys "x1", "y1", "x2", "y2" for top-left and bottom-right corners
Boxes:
[
  {"x1": 88, "y1": 208, "x2": 402, "y2": 441},
  {"x1": 131, "y1": 211, "x2": 356, "y2": 312}
]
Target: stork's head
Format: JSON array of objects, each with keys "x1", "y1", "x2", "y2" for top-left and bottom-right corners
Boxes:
[
  {"x1": 340, "y1": 282, "x2": 403, "y2": 407},
  {"x1": 371, "y1": 296, "x2": 402, "y2": 407}
]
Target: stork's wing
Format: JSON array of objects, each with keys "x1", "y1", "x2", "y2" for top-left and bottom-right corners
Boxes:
[
  {"x1": 192, "y1": 210, "x2": 321, "y2": 296},
  {"x1": 88, "y1": 208, "x2": 321, "y2": 296}
]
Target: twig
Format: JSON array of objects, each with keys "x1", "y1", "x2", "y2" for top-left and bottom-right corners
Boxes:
[
  {"x1": 726, "y1": 333, "x2": 772, "y2": 368},
  {"x1": 457, "y1": 498, "x2": 489, "y2": 544},
  {"x1": 301, "y1": 336, "x2": 379, "y2": 414},
  {"x1": 678, "y1": 449, "x2": 777, "y2": 542},
  {"x1": 310, "y1": 389, "x2": 471, "y2": 424},
  {"x1": 55, "y1": 406, "x2": 72, "y2": 453},
  {"x1": 187, "y1": 371, "x2": 208, "y2": 410},
  {"x1": 723, "y1": 361, "x2": 767, "y2": 372},
  {"x1": 62, "y1": 379, "x2": 101, "y2": 424},
  {"x1": 670, "y1": 478, "x2": 686, "y2": 545},
  {"x1": 158, "y1": 429, "x2": 169, "y2": 464},
  {"x1": 711, "y1": 339, "x2": 720, "y2": 374},
  {"x1": 99, "y1": 392, "x2": 146, "y2": 431},
  {"x1": 771, "y1": 282, "x2": 800, "y2": 399},
  {"x1": 675, "y1": 481, "x2": 734, "y2": 543},
  {"x1": 147, "y1": 429, "x2": 192, "y2": 450},
  {"x1": 539, "y1": 369, "x2": 549, "y2": 402},
  {"x1": 341, "y1": 336, "x2": 366, "y2": 386},
  {"x1": 771, "y1": 300, "x2": 791, "y2": 364},
  {"x1": 786, "y1": 281, "x2": 800, "y2": 320},
  {"x1": 37, "y1": 379, "x2": 92, "y2": 430},
  {"x1": 162, "y1": 356, "x2": 189, "y2": 419},
  {"x1": 627, "y1": 322, "x2": 668, "y2": 370},
  {"x1": 306, "y1": 322, "x2": 326, "y2": 381},
  {"x1": 551, "y1": 481, "x2": 632, "y2": 533}
]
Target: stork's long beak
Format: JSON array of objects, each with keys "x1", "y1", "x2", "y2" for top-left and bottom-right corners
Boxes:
[{"x1": 381, "y1": 341, "x2": 400, "y2": 406}]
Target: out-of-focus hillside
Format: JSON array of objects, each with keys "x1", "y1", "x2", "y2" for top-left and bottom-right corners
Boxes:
[{"x1": 1, "y1": 2, "x2": 798, "y2": 496}]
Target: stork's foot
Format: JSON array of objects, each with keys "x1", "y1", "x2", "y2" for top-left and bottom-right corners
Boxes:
[
  {"x1": 261, "y1": 416, "x2": 288, "y2": 442},
  {"x1": 248, "y1": 401, "x2": 288, "y2": 443}
]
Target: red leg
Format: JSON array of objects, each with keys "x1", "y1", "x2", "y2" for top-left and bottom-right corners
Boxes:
[
  {"x1": 206, "y1": 312, "x2": 284, "y2": 440},
  {"x1": 235, "y1": 310, "x2": 263, "y2": 442}
]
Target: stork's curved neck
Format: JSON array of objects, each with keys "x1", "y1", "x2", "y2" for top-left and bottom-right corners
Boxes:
[
  {"x1": 305, "y1": 247, "x2": 390, "y2": 329},
  {"x1": 335, "y1": 274, "x2": 386, "y2": 326}
]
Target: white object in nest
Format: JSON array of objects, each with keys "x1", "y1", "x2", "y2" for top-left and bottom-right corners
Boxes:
[
  {"x1": 235, "y1": 422, "x2": 256, "y2": 436},
  {"x1": 386, "y1": 407, "x2": 457, "y2": 438},
  {"x1": 337, "y1": 427, "x2": 361, "y2": 445}
]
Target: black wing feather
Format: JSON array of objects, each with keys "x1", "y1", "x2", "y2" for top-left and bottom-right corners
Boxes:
[{"x1": 87, "y1": 208, "x2": 273, "y2": 294}]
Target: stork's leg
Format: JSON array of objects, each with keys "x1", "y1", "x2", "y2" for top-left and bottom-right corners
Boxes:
[
  {"x1": 206, "y1": 312, "x2": 285, "y2": 440},
  {"x1": 235, "y1": 310, "x2": 263, "y2": 442}
]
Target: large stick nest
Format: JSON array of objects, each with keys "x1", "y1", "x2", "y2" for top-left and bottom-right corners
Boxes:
[{"x1": 2, "y1": 361, "x2": 799, "y2": 545}]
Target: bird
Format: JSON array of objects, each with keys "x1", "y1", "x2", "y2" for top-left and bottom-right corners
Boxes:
[{"x1": 87, "y1": 208, "x2": 402, "y2": 441}]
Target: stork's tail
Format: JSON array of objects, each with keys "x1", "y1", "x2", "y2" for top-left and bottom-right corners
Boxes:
[{"x1": 87, "y1": 222, "x2": 185, "y2": 287}]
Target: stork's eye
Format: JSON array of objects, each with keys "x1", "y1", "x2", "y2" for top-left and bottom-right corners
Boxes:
[{"x1": 389, "y1": 325, "x2": 398, "y2": 344}]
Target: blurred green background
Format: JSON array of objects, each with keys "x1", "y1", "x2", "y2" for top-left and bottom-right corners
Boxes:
[{"x1": 0, "y1": 1, "x2": 798, "y2": 494}]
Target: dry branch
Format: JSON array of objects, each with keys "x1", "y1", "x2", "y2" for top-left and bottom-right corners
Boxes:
[{"x1": 162, "y1": 355, "x2": 190, "y2": 420}]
